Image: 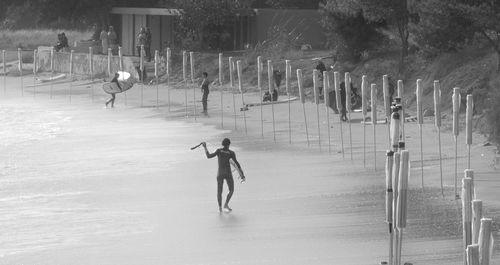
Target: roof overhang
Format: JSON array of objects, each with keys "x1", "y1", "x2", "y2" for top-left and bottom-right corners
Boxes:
[{"x1": 111, "y1": 7, "x2": 181, "y2": 16}]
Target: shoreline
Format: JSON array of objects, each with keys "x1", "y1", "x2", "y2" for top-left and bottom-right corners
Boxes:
[{"x1": 0, "y1": 75, "x2": 498, "y2": 264}]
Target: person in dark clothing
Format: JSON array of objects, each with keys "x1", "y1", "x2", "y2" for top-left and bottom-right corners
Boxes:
[
  {"x1": 315, "y1": 60, "x2": 327, "y2": 98},
  {"x1": 200, "y1": 72, "x2": 210, "y2": 114},
  {"x1": 105, "y1": 72, "x2": 122, "y2": 108},
  {"x1": 273, "y1": 69, "x2": 282, "y2": 90},
  {"x1": 203, "y1": 138, "x2": 244, "y2": 213},
  {"x1": 340, "y1": 81, "x2": 348, "y2": 121},
  {"x1": 54, "y1": 32, "x2": 69, "y2": 52},
  {"x1": 315, "y1": 60, "x2": 327, "y2": 73},
  {"x1": 145, "y1": 27, "x2": 152, "y2": 62},
  {"x1": 136, "y1": 27, "x2": 147, "y2": 57}
]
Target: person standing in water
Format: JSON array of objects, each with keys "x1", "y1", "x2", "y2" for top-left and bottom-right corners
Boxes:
[
  {"x1": 200, "y1": 72, "x2": 210, "y2": 114},
  {"x1": 105, "y1": 72, "x2": 122, "y2": 108},
  {"x1": 203, "y1": 138, "x2": 244, "y2": 213}
]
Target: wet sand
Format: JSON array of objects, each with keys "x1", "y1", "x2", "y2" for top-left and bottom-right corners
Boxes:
[{"x1": 0, "y1": 75, "x2": 498, "y2": 265}]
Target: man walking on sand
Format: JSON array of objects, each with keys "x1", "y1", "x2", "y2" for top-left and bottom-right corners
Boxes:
[
  {"x1": 200, "y1": 72, "x2": 210, "y2": 114},
  {"x1": 203, "y1": 138, "x2": 245, "y2": 213}
]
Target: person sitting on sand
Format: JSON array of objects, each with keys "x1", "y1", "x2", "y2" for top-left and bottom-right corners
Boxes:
[
  {"x1": 202, "y1": 138, "x2": 244, "y2": 213},
  {"x1": 105, "y1": 72, "x2": 122, "y2": 108}
]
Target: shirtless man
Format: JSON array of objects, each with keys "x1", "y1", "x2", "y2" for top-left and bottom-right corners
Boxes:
[
  {"x1": 105, "y1": 72, "x2": 122, "y2": 108},
  {"x1": 203, "y1": 138, "x2": 244, "y2": 212}
]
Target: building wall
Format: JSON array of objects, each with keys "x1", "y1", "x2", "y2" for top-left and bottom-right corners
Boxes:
[{"x1": 253, "y1": 9, "x2": 325, "y2": 49}]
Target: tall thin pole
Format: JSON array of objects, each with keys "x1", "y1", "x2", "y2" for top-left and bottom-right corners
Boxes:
[
  {"x1": 466, "y1": 95, "x2": 474, "y2": 169},
  {"x1": 50, "y1": 47, "x2": 54, "y2": 99},
  {"x1": 190, "y1": 51, "x2": 196, "y2": 120},
  {"x1": 183, "y1": 51, "x2": 188, "y2": 117},
  {"x1": 286, "y1": 60, "x2": 292, "y2": 144},
  {"x1": 334, "y1": 72, "x2": 344, "y2": 158},
  {"x1": 361, "y1": 75, "x2": 368, "y2": 167},
  {"x1": 119, "y1": 46, "x2": 126, "y2": 105},
  {"x1": 416, "y1": 79, "x2": 424, "y2": 190},
  {"x1": 371, "y1": 83, "x2": 378, "y2": 170},
  {"x1": 297, "y1": 69, "x2": 309, "y2": 146},
  {"x1": 453, "y1": 87, "x2": 461, "y2": 199},
  {"x1": 69, "y1": 50, "x2": 74, "y2": 102},
  {"x1": 155, "y1": 50, "x2": 159, "y2": 108},
  {"x1": 166, "y1": 48, "x2": 171, "y2": 111},
  {"x1": 18, "y1": 48, "x2": 23, "y2": 96},
  {"x1": 397, "y1": 80, "x2": 405, "y2": 139},
  {"x1": 237, "y1": 60, "x2": 247, "y2": 134},
  {"x1": 313, "y1": 69, "x2": 321, "y2": 151},
  {"x1": 434, "y1": 80, "x2": 444, "y2": 196},
  {"x1": 219, "y1": 53, "x2": 224, "y2": 128},
  {"x1": 268, "y1": 60, "x2": 276, "y2": 142},
  {"x1": 257, "y1": 56, "x2": 263, "y2": 136},
  {"x1": 89, "y1": 47, "x2": 94, "y2": 102},
  {"x1": 229, "y1": 57, "x2": 237, "y2": 129},
  {"x1": 324, "y1": 71, "x2": 331, "y2": 153},
  {"x1": 141, "y1": 45, "x2": 145, "y2": 107},
  {"x1": 2, "y1": 50, "x2": 6, "y2": 96},
  {"x1": 33, "y1": 49, "x2": 37, "y2": 98},
  {"x1": 383, "y1": 75, "x2": 391, "y2": 145},
  {"x1": 345, "y1": 72, "x2": 353, "y2": 160}
]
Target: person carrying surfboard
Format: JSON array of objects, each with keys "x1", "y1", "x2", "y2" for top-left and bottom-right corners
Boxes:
[
  {"x1": 105, "y1": 72, "x2": 122, "y2": 108},
  {"x1": 202, "y1": 138, "x2": 244, "y2": 213}
]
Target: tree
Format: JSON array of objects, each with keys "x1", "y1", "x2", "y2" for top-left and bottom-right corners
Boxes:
[
  {"x1": 455, "y1": 1, "x2": 500, "y2": 71},
  {"x1": 321, "y1": 0, "x2": 412, "y2": 69},
  {"x1": 172, "y1": 0, "x2": 250, "y2": 50}
]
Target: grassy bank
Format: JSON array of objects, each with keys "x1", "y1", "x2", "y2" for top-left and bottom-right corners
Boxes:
[{"x1": 0, "y1": 29, "x2": 91, "y2": 50}]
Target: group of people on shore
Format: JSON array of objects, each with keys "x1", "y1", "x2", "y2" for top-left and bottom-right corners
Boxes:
[{"x1": 95, "y1": 25, "x2": 118, "y2": 55}]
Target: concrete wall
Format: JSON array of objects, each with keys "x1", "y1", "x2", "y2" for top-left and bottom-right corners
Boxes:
[
  {"x1": 253, "y1": 9, "x2": 326, "y2": 49},
  {"x1": 36, "y1": 48, "x2": 140, "y2": 79}
]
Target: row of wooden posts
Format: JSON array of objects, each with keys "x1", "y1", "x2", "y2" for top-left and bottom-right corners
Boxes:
[{"x1": 3, "y1": 48, "x2": 495, "y2": 264}]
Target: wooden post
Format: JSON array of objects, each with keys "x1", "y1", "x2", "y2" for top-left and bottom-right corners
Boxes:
[
  {"x1": 462, "y1": 177, "x2": 473, "y2": 265},
  {"x1": 472, "y1": 200, "x2": 483, "y2": 245},
  {"x1": 416, "y1": 79, "x2": 424, "y2": 190},
  {"x1": 33, "y1": 49, "x2": 37, "y2": 98},
  {"x1": 434, "y1": 80, "x2": 443, "y2": 196},
  {"x1": 392, "y1": 152, "x2": 401, "y2": 265},
  {"x1": 219, "y1": 53, "x2": 224, "y2": 128},
  {"x1": 257, "y1": 56, "x2": 263, "y2": 136},
  {"x1": 89, "y1": 47, "x2": 93, "y2": 102},
  {"x1": 362, "y1": 75, "x2": 368, "y2": 167},
  {"x1": 334, "y1": 72, "x2": 345, "y2": 158},
  {"x1": 268, "y1": 60, "x2": 276, "y2": 142},
  {"x1": 118, "y1": 46, "x2": 123, "y2": 71},
  {"x1": 345, "y1": 72, "x2": 353, "y2": 160},
  {"x1": 229, "y1": 57, "x2": 237, "y2": 129},
  {"x1": 324, "y1": 71, "x2": 331, "y2": 153},
  {"x1": 297, "y1": 69, "x2": 309, "y2": 146},
  {"x1": 155, "y1": 50, "x2": 159, "y2": 108},
  {"x1": 107, "y1": 47, "x2": 112, "y2": 76},
  {"x1": 466, "y1": 95, "x2": 474, "y2": 168},
  {"x1": 18, "y1": 48, "x2": 23, "y2": 96},
  {"x1": 2, "y1": 50, "x2": 6, "y2": 96},
  {"x1": 190, "y1": 51, "x2": 196, "y2": 120},
  {"x1": 383, "y1": 75, "x2": 391, "y2": 145},
  {"x1": 467, "y1": 244, "x2": 480, "y2": 265},
  {"x1": 140, "y1": 45, "x2": 145, "y2": 107},
  {"x1": 183, "y1": 51, "x2": 188, "y2": 116},
  {"x1": 237, "y1": 60, "x2": 247, "y2": 135},
  {"x1": 69, "y1": 50, "x2": 73, "y2": 102},
  {"x1": 371, "y1": 83, "x2": 378, "y2": 170},
  {"x1": 313, "y1": 69, "x2": 321, "y2": 151},
  {"x1": 50, "y1": 47, "x2": 54, "y2": 99},
  {"x1": 396, "y1": 150, "x2": 410, "y2": 265},
  {"x1": 166, "y1": 48, "x2": 171, "y2": 111},
  {"x1": 386, "y1": 150, "x2": 394, "y2": 265},
  {"x1": 453, "y1": 87, "x2": 461, "y2": 199},
  {"x1": 478, "y1": 218, "x2": 493, "y2": 265},
  {"x1": 286, "y1": 60, "x2": 292, "y2": 144}
]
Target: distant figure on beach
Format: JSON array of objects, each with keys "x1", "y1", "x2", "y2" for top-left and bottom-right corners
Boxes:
[
  {"x1": 202, "y1": 138, "x2": 244, "y2": 213},
  {"x1": 200, "y1": 72, "x2": 210, "y2": 114},
  {"x1": 100, "y1": 28, "x2": 108, "y2": 54},
  {"x1": 145, "y1": 27, "x2": 152, "y2": 62},
  {"x1": 315, "y1": 60, "x2": 327, "y2": 98},
  {"x1": 340, "y1": 81, "x2": 348, "y2": 122},
  {"x1": 54, "y1": 32, "x2": 69, "y2": 52},
  {"x1": 105, "y1": 72, "x2": 122, "y2": 108},
  {"x1": 107, "y1": 26, "x2": 117, "y2": 55},
  {"x1": 136, "y1": 27, "x2": 147, "y2": 58},
  {"x1": 273, "y1": 69, "x2": 282, "y2": 91}
]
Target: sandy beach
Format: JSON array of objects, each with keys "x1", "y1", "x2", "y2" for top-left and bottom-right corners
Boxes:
[{"x1": 0, "y1": 74, "x2": 498, "y2": 265}]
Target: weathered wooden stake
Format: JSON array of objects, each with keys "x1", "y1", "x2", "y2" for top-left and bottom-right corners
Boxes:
[
  {"x1": 2, "y1": 50, "x2": 6, "y2": 95},
  {"x1": 18, "y1": 48, "x2": 23, "y2": 96},
  {"x1": 386, "y1": 150, "x2": 394, "y2": 265},
  {"x1": 119, "y1": 46, "x2": 127, "y2": 105},
  {"x1": 462, "y1": 177, "x2": 473, "y2": 265},
  {"x1": 190, "y1": 51, "x2": 196, "y2": 120},
  {"x1": 396, "y1": 150, "x2": 410, "y2": 265},
  {"x1": 50, "y1": 47, "x2": 54, "y2": 99},
  {"x1": 229, "y1": 57, "x2": 237, "y2": 129},
  {"x1": 69, "y1": 50, "x2": 74, "y2": 102},
  {"x1": 416, "y1": 79, "x2": 424, "y2": 190},
  {"x1": 467, "y1": 244, "x2": 480, "y2": 265},
  {"x1": 107, "y1": 47, "x2": 112, "y2": 76},
  {"x1": 313, "y1": 69, "x2": 321, "y2": 151},
  {"x1": 166, "y1": 48, "x2": 171, "y2": 111},
  {"x1": 324, "y1": 71, "x2": 331, "y2": 153},
  {"x1": 155, "y1": 50, "x2": 159, "y2": 108},
  {"x1": 334, "y1": 72, "x2": 345, "y2": 158},
  {"x1": 472, "y1": 200, "x2": 483, "y2": 245},
  {"x1": 237, "y1": 60, "x2": 247, "y2": 135},
  {"x1": 392, "y1": 152, "x2": 401, "y2": 265},
  {"x1": 257, "y1": 56, "x2": 263, "y2": 136},
  {"x1": 345, "y1": 72, "x2": 353, "y2": 160},
  {"x1": 397, "y1": 80, "x2": 404, "y2": 139},
  {"x1": 219, "y1": 53, "x2": 223, "y2": 128},
  {"x1": 140, "y1": 45, "x2": 145, "y2": 107},
  {"x1": 33, "y1": 49, "x2": 37, "y2": 98},
  {"x1": 89, "y1": 47, "x2": 93, "y2": 102},
  {"x1": 268, "y1": 60, "x2": 276, "y2": 142},
  {"x1": 466, "y1": 94, "x2": 474, "y2": 168},
  {"x1": 371, "y1": 83, "x2": 378, "y2": 170},
  {"x1": 478, "y1": 218, "x2": 493, "y2": 265},
  {"x1": 453, "y1": 87, "x2": 461, "y2": 199},
  {"x1": 362, "y1": 75, "x2": 368, "y2": 167},
  {"x1": 286, "y1": 60, "x2": 292, "y2": 144},
  {"x1": 183, "y1": 51, "x2": 188, "y2": 116},
  {"x1": 434, "y1": 80, "x2": 443, "y2": 196},
  {"x1": 383, "y1": 75, "x2": 391, "y2": 145},
  {"x1": 297, "y1": 69, "x2": 309, "y2": 146}
]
